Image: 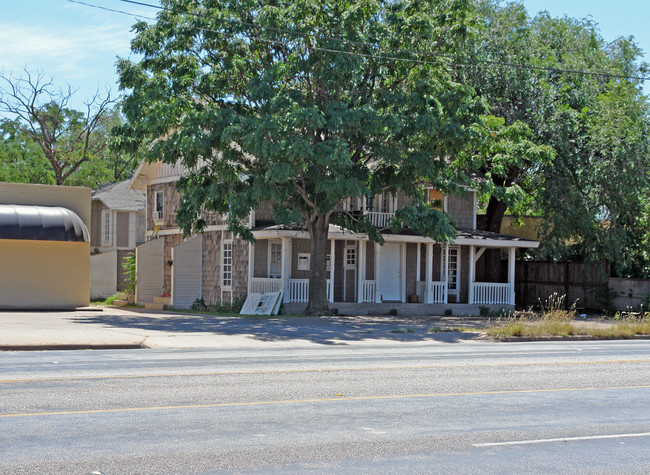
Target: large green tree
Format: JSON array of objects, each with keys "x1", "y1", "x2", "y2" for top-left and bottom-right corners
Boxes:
[
  {"x1": 0, "y1": 69, "x2": 131, "y2": 187},
  {"x1": 460, "y1": 1, "x2": 650, "y2": 277},
  {"x1": 117, "y1": 0, "x2": 488, "y2": 314}
]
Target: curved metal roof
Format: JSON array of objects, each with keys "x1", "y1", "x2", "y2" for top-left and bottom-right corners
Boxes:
[{"x1": 0, "y1": 204, "x2": 89, "y2": 242}]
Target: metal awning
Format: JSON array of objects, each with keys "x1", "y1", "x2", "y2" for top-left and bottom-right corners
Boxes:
[{"x1": 0, "y1": 204, "x2": 89, "y2": 242}]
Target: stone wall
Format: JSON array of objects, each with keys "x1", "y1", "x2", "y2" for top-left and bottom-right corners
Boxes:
[
  {"x1": 447, "y1": 192, "x2": 475, "y2": 229},
  {"x1": 148, "y1": 182, "x2": 179, "y2": 230},
  {"x1": 201, "y1": 231, "x2": 249, "y2": 305},
  {"x1": 232, "y1": 237, "x2": 249, "y2": 301},
  {"x1": 254, "y1": 201, "x2": 275, "y2": 225},
  {"x1": 201, "y1": 231, "x2": 221, "y2": 305}
]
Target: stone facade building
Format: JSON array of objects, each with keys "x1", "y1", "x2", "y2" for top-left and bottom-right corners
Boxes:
[{"x1": 129, "y1": 160, "x2": 539, "y2": 315}]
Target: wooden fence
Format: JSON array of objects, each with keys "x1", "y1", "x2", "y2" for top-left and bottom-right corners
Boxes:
[{"x1": 515, "y1": 261, "x2": 610, "y2": 310}]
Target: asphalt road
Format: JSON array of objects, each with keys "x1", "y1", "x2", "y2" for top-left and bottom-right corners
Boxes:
[{"x1": 2, "y1": 340, "x2": 650, "y2": 474}]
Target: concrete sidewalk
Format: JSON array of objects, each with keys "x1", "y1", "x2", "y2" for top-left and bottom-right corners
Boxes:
[{"x1": 0, "y1": 306, "x2": 490, "y2": 351}]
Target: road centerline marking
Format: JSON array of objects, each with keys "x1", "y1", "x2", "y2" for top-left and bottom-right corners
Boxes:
[
  {"x1": 2, "y1": 384, "x2": 650, "y2": 419},
  {"x1": 1, "y1": 359, "x2": 649, "y2": 384},
  {"x1": 474, "y1": 432, "x2": 650, "y2": 447}
]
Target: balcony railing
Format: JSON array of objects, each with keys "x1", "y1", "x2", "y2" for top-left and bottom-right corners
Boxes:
[
  {"x1": 473, "y1": 282, "x2": 512, "y2": 305},
  {"x1": 364, "y1": 211, "x2": 394, "y2": 228}
]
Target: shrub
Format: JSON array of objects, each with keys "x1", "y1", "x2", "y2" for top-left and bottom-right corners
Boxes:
[{"x1": 121, "y1": 253, "x2": 136, "y2": 302}]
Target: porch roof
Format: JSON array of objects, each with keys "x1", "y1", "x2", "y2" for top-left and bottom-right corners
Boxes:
[{"x1": 251, "y1": 224, "x2": 539, "y2": 248}]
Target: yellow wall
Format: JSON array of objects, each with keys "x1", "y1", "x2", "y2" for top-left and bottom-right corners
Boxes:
[
  {"x1": 500, "y1": 216, "x2": 544, "y2": 241},
  {"x1": 0, "y1": 239, "x2": 90, "y2": 308},
  {"x1": 0, "y1": 183, "x2": 91, "y2": 229}
]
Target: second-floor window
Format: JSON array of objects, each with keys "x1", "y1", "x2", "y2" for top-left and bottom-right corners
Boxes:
[
  {"x1": 427, "y1": 189, "x2": 444, "y2": 211},
  {"x1": 155, "y1": 191, "x2": 164, "y2": 221}
]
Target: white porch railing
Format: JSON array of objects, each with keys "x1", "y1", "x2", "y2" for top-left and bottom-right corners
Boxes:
[
  {"x1": 416, "y1": 281, "x2": 446, "y2": 304},
  {"x1": 249, "y1": 278, "x2": 282, "y2": 294},
  {"x1": 473, "y1": 282, "x2": 512, "y2": 305},
  {"x1": 360, "y1": 280, "x2": 376, "y2": 303},
  {"x1": 288, "y1": 279, "x2": 309, "y2": 303},
  {"x1": 365, "y1": 211, "x2": 394, "y2": 227},
  {"x1": 428, "y1": 281, "x2": 446, "y2": 304}
]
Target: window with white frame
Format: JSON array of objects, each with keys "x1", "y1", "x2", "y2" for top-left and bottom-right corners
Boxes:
[
  {"x1": 154, "y1": 191, "x2": 164, "y2": 221},
  {"x1": 345, "y1": 246, "x2": 356, "y2": 267},
  {"x1": 222, "y1": 240, "x2": 233, "y2": 288},
  {"x1": 442, "y1": 246, "x2": 460, "y2": 293},
  {"x1": 269, "y1": 241, "x2": 282, "y2": 278},
  {"x1": 380, "y1": 193, "x2": 389, "y2": 213},
  {"x1": 101, "y1": 210, "x2": 111, "y2": 246}
]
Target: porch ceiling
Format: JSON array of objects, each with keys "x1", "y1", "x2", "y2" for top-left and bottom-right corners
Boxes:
[{"x1": 251, "y1": 224, "x2": 539, "y2": 248}]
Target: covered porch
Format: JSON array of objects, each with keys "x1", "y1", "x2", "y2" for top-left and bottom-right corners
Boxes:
[{"x1": 248, "y1": 227, "x2": 538, "y2": 314}]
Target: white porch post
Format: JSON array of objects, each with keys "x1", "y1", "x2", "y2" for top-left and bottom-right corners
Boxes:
[
  {"x1": 469, "y1": 245, "x2": 475, "y2": 304},
  {"x1": 281, "y1": 238, "x2": 291, "y2": 301},
  {"x1": 375, "y1": 242, "x2": 382, "y2": 303},
  {"x1": 357, "y1": 240, "x2": 366, "y2": 303},
  {"x1": 329, "y1": 239, "x2": 335, "y2": 302},
  {"x1": 416, "y1": 243, "x2": 421, "y2": 283},
  {"x1": 425, "y1": 243, "x2": 433, "y2": 304},
  {"x1": 508, "y1": 247, "x2": 516, "y2": 305},
  {"x1": 444, "y1": 244, "x2": 449, "y2": 304}
]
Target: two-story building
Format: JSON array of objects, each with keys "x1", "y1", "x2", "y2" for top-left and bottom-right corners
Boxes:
[
  {"x1": 90, "y1": 180, "x2": 146, "y2": 299},
  {"x1": 129, "y1": 160, "x2": 538, "y2": 315}
]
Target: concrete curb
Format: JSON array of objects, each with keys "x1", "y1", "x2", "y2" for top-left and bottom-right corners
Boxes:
[
  {"x1": 499, "y1": 335, "x2": 650, "y2": 342},
  {"x1": 0, "y1": 344, "x2": 148, "y2": 352}
]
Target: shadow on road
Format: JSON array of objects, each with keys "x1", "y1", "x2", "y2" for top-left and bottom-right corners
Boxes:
[{"x1": 72, "y1": 310, "x2": 488, "y2": 345}]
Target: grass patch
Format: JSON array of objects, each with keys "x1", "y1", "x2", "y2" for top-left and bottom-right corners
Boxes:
[
  {"x1": 90, "y1": 293, "x2": 122, "y2": 306},
  {"x1": 428, "y1": 326, "x2": 483, "y2": 333},
  {"x1": 486, "y1": 294, "x2": 650, "y2": 340}
]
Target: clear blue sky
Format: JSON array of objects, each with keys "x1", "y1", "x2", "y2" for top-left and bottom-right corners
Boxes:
[{"x1": 1, "y1": 0, "x2": 648, "y2": 112}]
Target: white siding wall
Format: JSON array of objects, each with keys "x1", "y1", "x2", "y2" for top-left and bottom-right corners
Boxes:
[
  {"x1": 90, "y1": 251, "x2": 117, "y2": 299},
  {"x1": 136, "y1": 238, "x2": 164, "y2": 305},
  {"x1": 172, "y1": 235, "x2": 203, "y2": 309}
]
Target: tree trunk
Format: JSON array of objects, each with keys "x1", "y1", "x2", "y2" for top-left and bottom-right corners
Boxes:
[
  {"x1": 483, "y1": 196, "x2": 508, "y2": 282},
  {"x1": 304, "y1": 213, "x2": 330, "y2": 315}
]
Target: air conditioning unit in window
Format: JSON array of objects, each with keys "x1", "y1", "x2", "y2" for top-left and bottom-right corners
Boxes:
[{"x1": 153, "y1": 210, "x2": 163, "y2": 222}]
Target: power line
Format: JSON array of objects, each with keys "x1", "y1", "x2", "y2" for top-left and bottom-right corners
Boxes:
[{"x1": 69, "y1": 0, "x2": 649, "y2": 82}]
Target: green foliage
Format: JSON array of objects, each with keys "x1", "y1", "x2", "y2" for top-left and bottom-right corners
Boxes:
[
  {"x1": 0, "y1": 118, "x2": 54, "y2": 184},
  {"x1": 190, "y1": 297, "x2": 207, "y2": 311},
  {"x1": 0, "y1": 70, "x2": 139, "y2": 187},
  {"x1": 117, "y1": 0, "x2": 495, "y2": 312},
  {"x1": 462, "y1": 2, "x2": 650, "y2": 277},
  {"x1": 121, "y1": 252, "x2": 137, "y2": 301}
]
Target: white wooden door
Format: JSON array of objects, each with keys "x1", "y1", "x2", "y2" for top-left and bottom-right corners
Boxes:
[{"x1": 380, "y1": 243, "x2": 401, "y2": 301}]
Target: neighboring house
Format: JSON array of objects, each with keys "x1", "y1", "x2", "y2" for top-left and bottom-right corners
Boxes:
[
  {"x1": 90, "y1": 180, "x2": 146, "y2": 299},
  {"x1": 129, "y1": 161, "x2": 539, "y2": 315},
  {"x1": 0, "y1": 183, "x2": 90, "y2": 309}
]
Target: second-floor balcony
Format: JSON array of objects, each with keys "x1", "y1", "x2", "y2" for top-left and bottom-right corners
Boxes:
[{"x1": 364, "y1": 211, "x2": 394, "y2": 228}]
